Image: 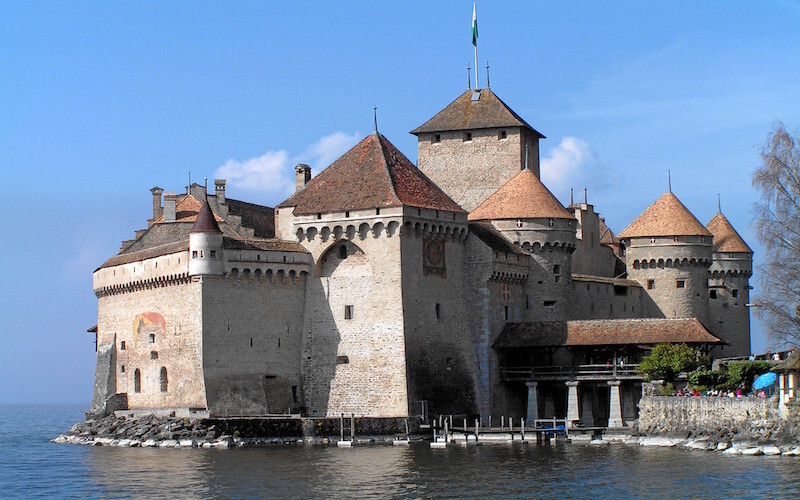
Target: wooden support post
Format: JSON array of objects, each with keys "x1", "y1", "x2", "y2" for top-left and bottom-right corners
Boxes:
[
  {"x1": 521, "y1": 418, "x2": 525, "y2": 441},
  {"x1": 475, "y1": 418, "x2": 479, "y2": 441},
  {"x1": 404, "y1": 418, "x2": 410, "y2": 440},
  {"x1": 489, "y1": 416, "x2": 492, "y2": 429},
  {"x1": 340, "y1": 413, "x2": 344, "y2": 441},
  {"x1": 350, "y1": 414, "x2": 355, "y2": 441}
]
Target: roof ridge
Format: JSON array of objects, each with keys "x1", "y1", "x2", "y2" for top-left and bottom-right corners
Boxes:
[{"x1": 376, "y1": 133, "x2": 403, "y2": 208}]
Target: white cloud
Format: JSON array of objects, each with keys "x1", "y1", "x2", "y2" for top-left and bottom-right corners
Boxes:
[
  {"x1": 214, "y1": 131, "x2": 361, "y2": 198},
  {"x1": 540, "y1": 137, "x2": 620, "y2": 204}
]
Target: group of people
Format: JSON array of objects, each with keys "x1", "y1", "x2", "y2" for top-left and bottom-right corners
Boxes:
[{"x1": 674, "y1": 386, "x2": 768, "y2": 398}]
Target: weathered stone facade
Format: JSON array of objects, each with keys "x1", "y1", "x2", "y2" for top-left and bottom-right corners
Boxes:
[{"x1": 88, "y1": 86, "x2": 753, "y2": 425}]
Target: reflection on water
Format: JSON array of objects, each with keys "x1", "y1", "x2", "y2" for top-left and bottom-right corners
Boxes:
[
  {"x1": 80, "y1": 442, "x2": 800, "y2": 499},
  {"x1": 2, "y1": 406, "x2": 800, "y2": 499}
]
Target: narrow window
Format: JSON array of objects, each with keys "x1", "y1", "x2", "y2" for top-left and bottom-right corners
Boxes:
[
  {"x1": 433, "y1": 134, "x2": 441, "y2": 143},
  {"x1": 710, "y1": 290, "x2": 717, "y2": 299},
  {"x1": 701, "y1": 236, "x2": 706, "y2": 243},
  {"x1": 209, "y1": 250, "x2": 216, "y2": 258},
  {"x1": 504, "y1": 305, "x2": 509, "y2": 320},
  {"x1": 417, "y1": 208, "x2": 421, "y2": 216},
  {"x1": 732, "y1": 289, "x2": 738, "y2": 298},
  {"x1": 344, "y1": 305, "x2": 354, "y2": 320},
  {"x1": 160, "y1": 367, "x2": 168, "y2": 392},
  {"x1": 192, "y1": 251, "x2": 198, "y2": 259},
  {"x1": 120, "y1": 365, "x2": 125, "y2": 373},
  {"x1": 283, "y1": 255, "x2": 287, "y2": 262},
  {"x1": 647, "y1": 279, "x2": 655, "y2": 290},
  {"x1": 134, "y1": 369, "x2": 141, "y2": 393},
  {"x1": 676, "y1": 280, "x2": 685, "y2": 288},
  {"x1": 317, "y1": 213, "x2": 322, "y2": 219},
  {"x1": 525, "y1": 295, "x2": 530, "y2": 309},
  {"x1": 554, "y1": 275, "x2": 561, "y2": 283},
  {"x1": 148, "y1": 333, "x2": 155, "y2": 344},
  {"x1": 463, "y1": 131, "x2": 472, "y2": 142},
  {"x1": 250, "y1": 338, "x2": 253, "y2": 347},
  {"x1": 376, "y1": 208, "x2": 381, "y2": 215},
  {"x1": 339, "y1": 245, "x2": 347, "y2": 259},
  {"x1": 345, "y1": 211, "x2": 350, "y2": 218},
  {"x1": 435, "y1": 303, "x2": 442, "y2": 320},
  {"x1": 543, "y1": 300, "x2": 557, "y2": 307},
  {"x1": 553, "y1": 265, "x2": 560, "y2": 274},
  {"x1": 499, "y1": 130, "x2": 507, "y2": 140},
  {"x1": 200, "y1": 250, "x2": 204, "y2": 258},
  {"x1": 120, "y1": 341, "x2": 126, "y2": 351},
  {"x1": 150, "y1": 351, "x2": 158, "y2": 360}
]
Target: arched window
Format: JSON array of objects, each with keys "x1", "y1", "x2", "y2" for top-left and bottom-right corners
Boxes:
[
  {"x1": 160, "y1": 367, "x2": 168, "y2": 392},
  {"x1": 134, "y1": 369, "x2": 141, "y2": 393}
]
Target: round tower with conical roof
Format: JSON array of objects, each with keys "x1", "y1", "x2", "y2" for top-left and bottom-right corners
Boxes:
[
  {"x1": 706, "y1": 211, "x2": 753, "y2": 357},
  {"x1": 469, "y1": 168, "x2": 576, "y2": 319},
  {"x1": 189, "y1": 196, "x2": 224, "y2": 276},
  {"x1": 618, "y1": 192, "x2": 713, "y2": 324}
]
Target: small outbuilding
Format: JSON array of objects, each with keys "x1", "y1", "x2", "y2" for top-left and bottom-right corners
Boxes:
[{"x1": 772, "y1": 349, "x2": 800, "y2": 415}]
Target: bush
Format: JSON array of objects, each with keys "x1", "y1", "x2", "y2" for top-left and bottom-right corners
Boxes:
[
  {"x1": 637, "y1": 343, "x2": 699, "y2": 382},
  {"x1": 725, "y1": 360, "x2": 775, "y2": 391},
  {"x1": 688, "y1": 369, "x2": 727, "y2": 388}
]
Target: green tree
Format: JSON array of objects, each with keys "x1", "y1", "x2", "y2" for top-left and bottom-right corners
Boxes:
[
  {"x1": 637, "y1": 343, "x2": 699, "y2": 382},
  {"x1": 753, "y1": 124, "x2": 800, "y2": 347}
]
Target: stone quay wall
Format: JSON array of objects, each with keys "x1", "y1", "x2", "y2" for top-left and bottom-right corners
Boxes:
[{"x1": 638, "y1": 396, "x2": 796, "y2": 442}]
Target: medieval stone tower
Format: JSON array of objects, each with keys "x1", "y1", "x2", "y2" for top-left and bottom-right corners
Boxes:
[
  {"x1": 618, "y1": 192, "x2": 713, "y2": 323},
  {"x1": 706, "y1": 211, "x2": 753, "y2": 357},
  {"x1": 412, "y1": 88, "x2": 545, "y2": 212}
]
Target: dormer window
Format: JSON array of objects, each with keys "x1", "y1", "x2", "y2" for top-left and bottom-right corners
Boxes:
[{"x1": 463, "y1": 132, "x2": 472, "y2": 142}]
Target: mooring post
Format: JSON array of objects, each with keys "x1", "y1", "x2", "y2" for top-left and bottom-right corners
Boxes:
[
  {"x1": 489, "y1": 415, "x2": 492, "y2": 429},
  {"x1": 501, "y1": 416, "x2": 505, "y2": 429},
  {"x1": 444, "y1": 420, "x2": 449, "y2": 442},
  {"x1": 521, "y1": 418, "x2": 525, "y2": 441},
  {"x1": 340, "y1": 413, "x2": 344, "y2": 442},
  {"x1": 432, "y1": 420, "x2": 436, "y2": 441},
  {"x1": 475, "y1": 418, "x2": 479, "y2": 441},
  {"x1": 350, "y1": 414, "x2": 355, "y2": 441},
  {"x1": 405, "y1": 418, "x2": 410, "y2": 440}
]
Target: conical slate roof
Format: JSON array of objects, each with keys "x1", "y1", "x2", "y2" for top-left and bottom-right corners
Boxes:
[
  {"x1": 279, "y1": 133, "x2": 464, "y2": 215},
  {"x1": 191, "y1": 197, "x2": 222, "y2": 233},
  {"x1": 410, "y1": 88, "x2": 544, "y2": 137},
  {"x1": 706, "y1": 212, "x2": 752, "y2": 253},
  {"x1": 468, "y1": 169, "x2": 574, "y2": 221},
  {"x1": 618, "y1": 192, "x2": 711, "y2": 238}
]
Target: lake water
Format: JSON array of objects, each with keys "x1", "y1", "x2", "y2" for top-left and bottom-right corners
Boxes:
[{"x1": 2, "y1": 404, "x2": 800, "y2": 498}]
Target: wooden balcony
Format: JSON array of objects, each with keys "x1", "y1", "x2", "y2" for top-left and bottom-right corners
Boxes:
[{"x1": 500, "y1": 364, "x2": 642, "y2": 382}]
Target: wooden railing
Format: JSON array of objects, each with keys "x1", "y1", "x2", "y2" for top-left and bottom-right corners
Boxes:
[{"x1": 500, "y1": 363, "x2": 641, "y2": 381}]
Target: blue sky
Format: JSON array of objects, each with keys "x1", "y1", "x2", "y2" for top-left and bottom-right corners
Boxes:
[{"x1": 1, "y1": 1, "x2": 799, "y2": 404}]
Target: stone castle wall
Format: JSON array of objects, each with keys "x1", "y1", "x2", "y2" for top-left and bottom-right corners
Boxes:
[
  {"x1": 201, "y1": 273, "x2": 306, "y2": 416},
  {"x1": 96, "y1": 278, "x2": 206, "y2": 411},
  {"x1": 569, "y1": 279, "x2": 652, "y2": 320},
  {"x1": 416, "y1": 127, "x2": 539, "y2": 212},
  {"x1": 709, "y1": 254, "x2": 752, "y2": 358}
]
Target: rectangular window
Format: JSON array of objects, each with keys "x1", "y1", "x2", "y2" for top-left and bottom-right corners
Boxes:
[
  {"x1": 150, "y1": 351, "x2": 158, "y2": 360},
  {"x1": 732, "y1": 289, "x2": 738, "y2": 298},
  {"x1": 336, "y1": 355, "x2": 349, "y2": 364},
  {"x1": 345, "y1": 211, "x2": 350, "y2": 218},
  {"x1": 676, "y1": 280, "x2": 685, "y2": 288},
  {"x1": 209, "y1": 250, "x2": 216, "y2": 258},
  {"x1": 614, "y1": 285, "x2": 628, "y2": 296},
  {"x1": 148, "y1": 333, "x2": 155, "y2": 344},
  {"x1": 344, "y1": 305, "x2": 354, "y2": 320},
  {"x1": 647, "y1": 279, "x2": 655, "y2": 290},
  {"x1": 120, "y1": 341, "x2": 126, "y2": 350},
  {"x1": 710, "y1": 290, "x2": 717, "y2": 299},
  {"x1": 192, "y1": 250, "x2": 198, "y2": 259},
  {"x1": 504, "y1": 305, "x2": 509, "y2": 320},
  {"x1": 463, "y1": 131, "x2": 472, "y2": 142},
  {"x1": 499, "y1": 130, "x2": 507, "y2": 140},
  {"x1": 554, "y1": 275, "x2": 561, "y2": 283},
  {"x1": 543, "y1": 300, "x2": 557, "y2": 307},
  {"x1": 434, "y1": 134, "x2": 441, "y2": 143},
  {"x1": 120, "y1": 365, "x2": 125, "y2": 373},
  {"x1": 553, "y1": 265, "x2": 561, "y2": 274},
  {"x1": 526, "y1": 295, "x2": 530, "y2": 309},
  {"x1": 435, "y1": 303, "x2": 442, "y2": 320}
]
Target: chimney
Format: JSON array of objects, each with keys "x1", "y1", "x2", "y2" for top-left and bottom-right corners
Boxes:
[
  {"x1": 150, "y1": 186, "x2": 164, "y2": 222},
  {"x1": 295, "y1": 164, "x2": 311, "y2": 193},
  {"x1": 214, "y1": 179, "x2": 226, "y2": 204},
  {"x1": 163, "y1": 193, "x2": 177, "y2": 222}
]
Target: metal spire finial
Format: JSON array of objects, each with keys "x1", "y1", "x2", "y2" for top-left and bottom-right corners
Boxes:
[
  {"x1": 373, "y1": 106, "x2": 378, "y2": 133},
  {"x1": 668, "y1": 170, "x2": 672, "y2": 193},
  {"x1": 718, "y1": 193, "x2": 722, "y2": 213},
  {"x1": 467, "y1": 63, "x2": 471, "y2": 90},
  {"x1": 486, "y1": 61, "x2": 490, "y2": 89},
  {"x1": 570, "y1": 188, "x2": 574, "y2": 206}
]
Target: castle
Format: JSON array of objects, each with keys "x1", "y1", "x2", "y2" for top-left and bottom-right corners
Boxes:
[{"x1": 89, "y1": 86, "x2": 753, "y2": 428}]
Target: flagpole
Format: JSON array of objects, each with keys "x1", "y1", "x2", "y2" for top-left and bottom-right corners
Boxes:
[{"x1": 472, "y1": 1, "x2": 479, "y2": 89}]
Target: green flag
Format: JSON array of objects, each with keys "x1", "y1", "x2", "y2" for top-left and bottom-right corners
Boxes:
[{"x1": 472, "y1": 1, "x2": 478, "y2": 47}]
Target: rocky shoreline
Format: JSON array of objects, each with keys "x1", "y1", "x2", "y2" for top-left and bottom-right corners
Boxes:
[{"x1": 624, "y1": 435, "x2": 800, "y2": 456}]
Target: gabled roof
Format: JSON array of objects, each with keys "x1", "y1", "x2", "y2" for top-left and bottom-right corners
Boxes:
[
  {"x1": 154, "y1": 195, "x2": 225, "y2": 224},
  {"x1": 191, "y1": 197, "x2": 222, "y2": 234},
  {"x1": 618, "y1": 192, "x2": 712, "y2": 239},
  {"x1": 468, "y1": 169, "x2": 574, "y2": 221},
  {"x1": 494, "y1": 318, "x2": 723, "y2": 348},
  {"x1": 706, "y1": 212, "x2": 752, "y2": 254},
  {"x1": 278, "y1": 133, "x2": 464, "y2": 215},
  {"x1": 599, "y1": 218, "x2": 620, "y2": 245},
  {"x1": 410, "y1": 88, "x2": 544, "y2": 137}
]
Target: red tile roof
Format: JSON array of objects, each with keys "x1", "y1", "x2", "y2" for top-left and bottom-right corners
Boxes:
[
  {"x1": 494, "y1": 318, "x2": 723, "y2": 348},
  {"x1": 279, "y1": 133, "x2": 464, "y2": 215},
  {"x1": 706, "y1": 212, "x2": 752, "y2": 253},
  {"x1": 468, "y1": 169, "x2": 574, "y2": 221},
  {"x1": 411, "y1": 88, "x2": 544, "y2": 137},
  {"x1": 618, "y1": 192, "x2": 712, "y2": 238}
]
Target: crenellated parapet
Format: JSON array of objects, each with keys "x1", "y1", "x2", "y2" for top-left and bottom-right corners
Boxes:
[
  {"x1": 224, "y1": 267, "x2": 307, "y2": 285},
  {"x1": 632, "y1": 256, "x2": 713, "y2": 270},
  {"x1": 491, "y1": 219, "x2": 577, "y2": 254},
  {"x1": 295, "y1": 218, "x2": 405, "y2": 243},
  {"x1": 95, "y1": 272, "x2": 191, "y2": 297}
]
